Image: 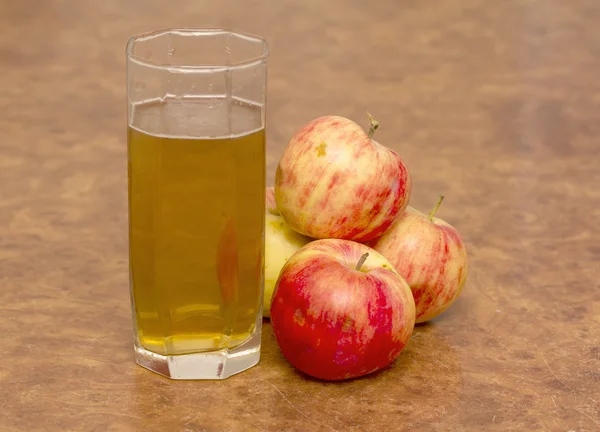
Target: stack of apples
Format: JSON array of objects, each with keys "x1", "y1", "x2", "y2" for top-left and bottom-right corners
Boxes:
[{"x1": 264, "y1": 115, "x2": 468, "y2": 381}]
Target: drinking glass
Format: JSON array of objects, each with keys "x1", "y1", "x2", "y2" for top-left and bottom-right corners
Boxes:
[{"x1": 126, "y1": 28, "x2": 267, "y2": 379}]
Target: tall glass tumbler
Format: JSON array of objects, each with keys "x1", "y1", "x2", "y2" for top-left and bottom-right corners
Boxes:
[{"x1": 126, "y1": 29, "x2": 267, "y2": 379}]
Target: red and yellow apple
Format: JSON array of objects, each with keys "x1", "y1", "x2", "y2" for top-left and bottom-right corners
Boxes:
[
  {"x1": 369, "y1": 196, "x2": 468, "y2": 323},
  {"x1": 270, "y1": 239, "x2": 416, "y2": 380},
  {"x1": 264, "y1": 187, "x2": 312, "y2": 317},
  {"x1": 275, "y1": 115, "x2": 411, "y2": 243}
]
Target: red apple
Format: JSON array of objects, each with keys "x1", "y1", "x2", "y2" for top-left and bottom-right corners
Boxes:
[
  {"x1": 369, "y1": 196, "x2": 468, "y2": 323},
  {"x1": 270, "y1": 239, "x2": 416, "y2": 381},
  {"x1": 275, "y1": 114, "x2": 411, "y2": 242}
]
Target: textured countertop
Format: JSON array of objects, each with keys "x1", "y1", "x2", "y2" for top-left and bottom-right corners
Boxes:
[{"x1": 1, "y1": 1, "x2": 599, "y2": 431}]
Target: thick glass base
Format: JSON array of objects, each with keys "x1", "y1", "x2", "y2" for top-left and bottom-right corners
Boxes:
[{"x1": 134, "y1": 330, "x2": 261, "y2": 380}]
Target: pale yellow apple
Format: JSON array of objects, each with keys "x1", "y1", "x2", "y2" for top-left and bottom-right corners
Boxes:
[{"x1": 264, "y1": 212, "x2": 311, "y2": 317}]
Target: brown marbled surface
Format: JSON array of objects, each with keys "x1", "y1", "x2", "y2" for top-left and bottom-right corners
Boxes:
[{"x1": 1, "y1": 0, "x2": 599, "y2": 431}]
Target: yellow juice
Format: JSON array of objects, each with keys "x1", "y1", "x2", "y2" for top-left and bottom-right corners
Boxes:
[{"x1": 128, "y1": 97, "x2": 265, "y2": 355}]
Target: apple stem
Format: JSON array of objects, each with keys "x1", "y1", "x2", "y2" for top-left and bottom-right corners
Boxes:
[
  {"x1": 428, "y1": 195, "x2": 445, "y2": 220},
  {"x1": 355, "y1": 253, "x2": 369, "y2": 271},
  {"x1": 367, "y1": 112, "x2": 379, "y2": 139}
]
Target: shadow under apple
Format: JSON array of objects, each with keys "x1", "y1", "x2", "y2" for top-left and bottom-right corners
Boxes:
[{"x1": 258, "y1": 320, "x2": 462, "y2": 431}]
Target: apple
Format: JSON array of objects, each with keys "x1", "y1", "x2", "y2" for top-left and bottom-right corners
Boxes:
[
  {"x1": 368, "y1": 196, "x2": 468, "y2": 323},
  {"x1": 275, "y1": 114, "x2": 411, "y2": 243},
  {"x1": 266, "y1": 186, "x2": 278, "y2": 215},
  {"x1": 264, "y1": 188, "x2": 312, "y2": 318},
  {"x1": 270, "y1": 238, "x2": 416, "y2": 381}
]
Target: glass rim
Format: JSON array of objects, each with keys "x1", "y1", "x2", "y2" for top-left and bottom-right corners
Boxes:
[{"x1": 126, "y1": 28, "x2": 269, "y2": 72}]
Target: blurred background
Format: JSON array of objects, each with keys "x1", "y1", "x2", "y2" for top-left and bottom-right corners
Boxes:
[{"x1": 3, "y1": 0, "x2": 598, "y2": 196}]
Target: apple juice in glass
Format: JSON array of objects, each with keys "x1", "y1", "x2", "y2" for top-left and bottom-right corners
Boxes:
[{"x1": 126, "y1": 29, "x2": 268, "y2": 379}]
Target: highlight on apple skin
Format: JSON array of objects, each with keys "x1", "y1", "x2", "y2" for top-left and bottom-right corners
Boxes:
[
  {"x1": 274, "y1": 115, "x2": 411, "y2": 243},
  {"x1": 369, "y1": 196, "x2": 468, "y2": 323},
  {"x1": 270, "y1": 238, "x2": 416, "y2": 381}
]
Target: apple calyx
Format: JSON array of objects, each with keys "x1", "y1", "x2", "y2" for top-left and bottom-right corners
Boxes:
[
  {"x1": 367, "y1": 112, "x2": 379, "y2": 139},
  {"x1": 355, "y1": 252, "x2": 369, "y2": 271},
  {"x1": 428, "y1": 195, "x2": 445, "y2": 221}
]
